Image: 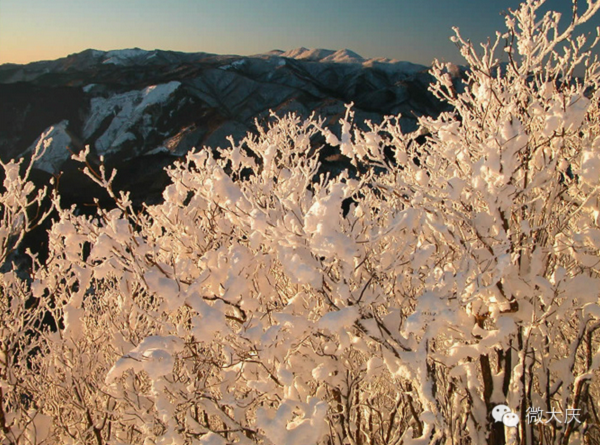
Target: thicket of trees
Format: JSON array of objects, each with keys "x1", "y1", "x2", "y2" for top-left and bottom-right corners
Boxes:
[{"x1": 2, "y1": 1, "x2": 600, "y2": 444}]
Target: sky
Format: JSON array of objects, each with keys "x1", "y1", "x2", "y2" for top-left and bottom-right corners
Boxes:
[{"x1": 1, "y1": 0, "x2": 598, "y2": 66}]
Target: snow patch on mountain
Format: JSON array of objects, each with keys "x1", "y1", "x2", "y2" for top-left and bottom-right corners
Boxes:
[
  {"x1": 102, "y1": 48, "x2": 154, "y2": 65},
  {"x1": 219, "y1": 59, "x2": 247, "y2": 71},
  {"x1": 27, "y1": 120, "x2": 72, "y2": 174},
  {"x1": 84, "y1": 81, "x2": 181, "y2": 156},
  {"x1": 281, "y1": 47, "x2": 337, "y2": 61},
  {"x1": 279, "y1": 47, "x2": 426, "y2": 73},
  {"x1": 280, "y1": 48, "x2": 364, "y2": 64},
  {"x1": 322, "y1": 49, "x2": 365, "y2": 63}
]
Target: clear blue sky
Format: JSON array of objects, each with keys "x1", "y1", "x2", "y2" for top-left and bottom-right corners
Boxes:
[{"x1": 1, "y1": 0, "x2": 598, "y2": 65}]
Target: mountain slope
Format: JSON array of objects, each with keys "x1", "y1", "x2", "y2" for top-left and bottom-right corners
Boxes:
[{"x1": 0, "y1": 48, "x2": 464, "y2": 206}]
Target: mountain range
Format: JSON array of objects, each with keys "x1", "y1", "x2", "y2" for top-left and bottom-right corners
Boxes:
[{"x1": 0, "y1": 47, "x2": 464, "y2": 208}]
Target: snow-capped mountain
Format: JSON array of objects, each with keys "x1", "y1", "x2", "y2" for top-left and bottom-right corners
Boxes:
[
  {"x1": 279, "y1": 48, "x2": 364, "y2": 63},
  {"x1": 0, "y1": 48, "x2": 463, "y2": 207}
]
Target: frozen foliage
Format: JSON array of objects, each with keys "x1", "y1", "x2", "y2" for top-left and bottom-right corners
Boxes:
[
  {"x1": 2, "y1": 1, "x2": 600, "y2": 444},
  {"x1": 26, "y1": 121, "x2": 73, "y2": 174}
]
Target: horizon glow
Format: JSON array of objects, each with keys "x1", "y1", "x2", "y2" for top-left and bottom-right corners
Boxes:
[{"x1": 1, "y1": 0, "x2": 598, "y2": 66}]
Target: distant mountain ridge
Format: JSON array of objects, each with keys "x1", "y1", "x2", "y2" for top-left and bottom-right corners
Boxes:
[
  {"x1": 0, "y1": 47, "x2": 427, "y2": 78},
  {"x1": 0, "y1": 47, "x2": 464, "y2": 208}
]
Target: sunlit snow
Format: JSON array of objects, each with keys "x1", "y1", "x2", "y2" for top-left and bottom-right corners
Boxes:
[{"x1": 83, "y1": 81, "x2": 181, "y2": 155}]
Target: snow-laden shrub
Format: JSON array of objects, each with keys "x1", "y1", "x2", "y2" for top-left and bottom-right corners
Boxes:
[{"x1": 2, "y1": 1, "x2": 600, "y2": 444}]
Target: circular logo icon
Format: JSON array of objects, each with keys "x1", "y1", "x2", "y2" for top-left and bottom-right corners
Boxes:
[
  {"x1": 492, "y1": 405, "x2": 520, "y2": 428},
  {"x1": 492, "y1": 405, "x2": 511, "y2": 423},
  {"x1": 502, "y1": 412, "x2": 520, "y2": 428}
]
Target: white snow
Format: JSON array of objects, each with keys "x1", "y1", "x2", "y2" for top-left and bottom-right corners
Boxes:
[
  {"x1": 278, "y1": 47, "x2": 427, "y2": 73},
  {"x1": 322, "y1": 49, "x2": 365, "y2": 63},
  {"x1": 304, "y1": 183, "x2": 358, "y2": 262},
  {"x1": 102, "y1": 48, "x2": 153, "y2": 65},
  {"x1": 277, "y1": 245, "x2": 322, "y2": 287},
  {"x1": 281, "y1": 47, "x2": 365, "y2": 63},
  {"x1": 139, "y1": 82, "x2": 180, "y2": 108},
  {"x1": 186, "y1": 292, "x2": 229, "y2": 338},
  {"x1": 219, "y1": 59, "x2": 247, "y2": 70},
  {"x1": 199, "y1": 432, "x2": 227, "y2": 445},
  {"x1": 144, "y1": 267, "x2": 182, "y2": 311},
  {"x1": 63, "y1": 305, "x2": 85, "y2": 340},
  {"x1": 83, "y1": 81, "x2": 180, "y2": 156},
  {"x1": 256, "y1": 399, "x2": 328, "y2": 445},
  {"x1": 580, "y1": 150, "x2": 600, "y2": 185},
  {"x1": 27, "y1": 120, "x2": 72, "y2": 174},
  {"x1": 317, "y1": 306, "x2": 359, "y2": 332},
  {"x1": 280, "y1": 47, "x2": 364, "y2": 63},
  {"x1": 106, "y1": 335, "x2": 184, "y2": 383},
  {"x1": 280, "y1": 47, "x2": 336, "y2": 61},
  {"x1": 144, "y1": 145, "x2": 171, "y2": 156}
]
